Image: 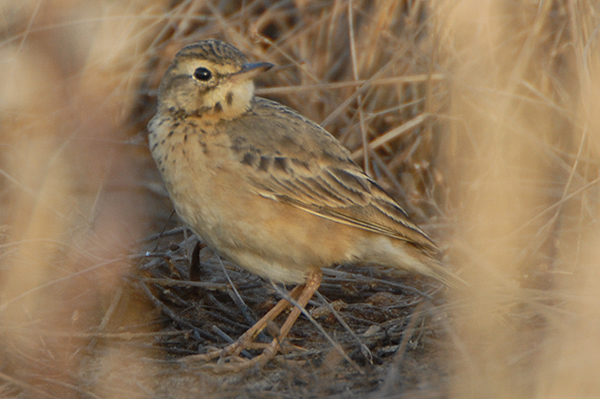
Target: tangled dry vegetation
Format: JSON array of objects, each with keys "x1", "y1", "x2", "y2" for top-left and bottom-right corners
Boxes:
[{"x1": 1, "y1": 1, "x2": 599, "y2": 398}]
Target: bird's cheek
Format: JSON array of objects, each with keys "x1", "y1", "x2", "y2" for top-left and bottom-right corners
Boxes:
[{"x1": 191, "y1": 87, "x2": 209, "y2": 107}]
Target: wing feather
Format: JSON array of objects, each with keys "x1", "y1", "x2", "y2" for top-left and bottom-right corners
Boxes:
[{"x1": 221, "y1": 97, "x2": 438, "y2": 253}]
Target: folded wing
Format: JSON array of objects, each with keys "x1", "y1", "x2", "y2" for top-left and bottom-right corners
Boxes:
[{"x1": 224, "y1": 98, "x2": 439, "y2": 256}]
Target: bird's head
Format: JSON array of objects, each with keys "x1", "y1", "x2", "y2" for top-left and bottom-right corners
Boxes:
[{"x1": 157, "y1": 39, "x2": 273, "y2": 122}]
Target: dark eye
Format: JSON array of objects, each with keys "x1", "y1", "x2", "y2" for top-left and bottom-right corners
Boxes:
[{"x1": 193, "y1": 67, "x2": 212, "y2": 81}]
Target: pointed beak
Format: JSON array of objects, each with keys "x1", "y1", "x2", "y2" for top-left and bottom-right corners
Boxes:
[{"x1": 232, "y1": 62, "x2": 274, "y2": 81}]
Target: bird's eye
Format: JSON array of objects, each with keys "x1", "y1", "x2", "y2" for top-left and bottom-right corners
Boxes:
[{"x1": 193, "y1": 67, "x2": 212, "y2": 81}]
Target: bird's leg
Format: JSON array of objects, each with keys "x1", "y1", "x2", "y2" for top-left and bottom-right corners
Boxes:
[
  {"x1": 248, "y1": 269, "x2": 323, "y2": 368},
  {"x1": 183, "y1": 282, "x2": 305, "y2": 363},
  {"x1": 202, "y1": 269, "x2": 323, "y2": 372}
]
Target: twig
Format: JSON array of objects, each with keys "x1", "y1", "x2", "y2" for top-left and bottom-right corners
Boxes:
[
  {"x1": 137, "y1": 280, "x2": 215, "y2": 342},
  {"x1": 315, "y1": 291, "x2": 373, "y2": 364}
]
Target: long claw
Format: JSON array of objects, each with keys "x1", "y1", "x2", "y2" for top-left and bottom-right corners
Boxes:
[{"x1": 181, "y1": 270, "x2": 323, "y2": 373}]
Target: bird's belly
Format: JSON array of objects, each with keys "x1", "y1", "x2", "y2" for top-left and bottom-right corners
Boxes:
[
  {"x1": 151, "y1": 132, "x2": 355, "y2": 284},
  {"x1": 175, "y1": 185, "x2": 343, "y2": 284},
  {"x1": 174, "y1": 188, "x2": 330, "y2": 284}
]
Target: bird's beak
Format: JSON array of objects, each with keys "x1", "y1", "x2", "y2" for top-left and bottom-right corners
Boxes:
[{"x1": 232, "y1": 62, "x2": 274, "y2": 81}]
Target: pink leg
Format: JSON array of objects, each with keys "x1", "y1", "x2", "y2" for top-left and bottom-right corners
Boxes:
[
  {"x1": 183, "y1": 282, "x2": 306, "y2": 363},
  {"x1": 200, "y1": 269, "x2": 323, "y2": 372}
]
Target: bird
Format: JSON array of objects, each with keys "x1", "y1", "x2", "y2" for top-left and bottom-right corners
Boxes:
[{"x1": 148, "y1": 39, "x2": 459, "y2": 371}]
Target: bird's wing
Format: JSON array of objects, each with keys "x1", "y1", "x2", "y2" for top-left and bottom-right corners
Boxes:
[{"x1": 222, "y1": 98, "x2": 438, "y2": 253}]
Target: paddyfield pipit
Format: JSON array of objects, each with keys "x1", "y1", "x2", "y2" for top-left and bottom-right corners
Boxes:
[{"x1": 148, "y1": 39, "x2": 458, "y2": 370}]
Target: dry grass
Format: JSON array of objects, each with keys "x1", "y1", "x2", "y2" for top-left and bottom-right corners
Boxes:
[{"x1": 0, "y1": 0, "x2": 599, "y2": 398}]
